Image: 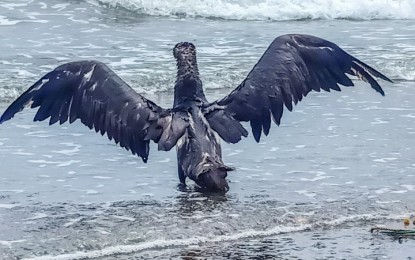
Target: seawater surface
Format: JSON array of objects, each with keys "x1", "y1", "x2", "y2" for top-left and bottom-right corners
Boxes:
[{"x1": 1, "y1": 0, "x2": 415, "y2": 259}]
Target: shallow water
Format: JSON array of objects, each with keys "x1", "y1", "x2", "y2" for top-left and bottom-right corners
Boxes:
[{"x1": 1, "y1": 0, "x2": 415, "y2": 259}]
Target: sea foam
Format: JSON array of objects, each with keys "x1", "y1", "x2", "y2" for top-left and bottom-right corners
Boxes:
[
  {"x1": 22, "y1": 213, "x2": 411, "y2": 260},
  {"x1": 95, "y1": 0, "x2": 415, "y2": 21}
]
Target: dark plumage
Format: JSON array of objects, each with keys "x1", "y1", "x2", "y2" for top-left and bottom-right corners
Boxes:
[{"x1": 0, "y1": 34, "x2": 392, "y2": 192}]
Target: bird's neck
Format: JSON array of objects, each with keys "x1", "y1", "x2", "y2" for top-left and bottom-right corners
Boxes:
[{"x1": 174, "y1": 58, "x2": 206, "y2": 107}]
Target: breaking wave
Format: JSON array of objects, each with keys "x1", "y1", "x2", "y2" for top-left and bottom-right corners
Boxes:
[{"x1": 94, "y1": 0, "x2": 415, "y2": 21}]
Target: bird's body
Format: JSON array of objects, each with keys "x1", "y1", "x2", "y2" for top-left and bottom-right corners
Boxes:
[
  {"x1": 0, "y1": 34, "x2": 392, "y2": 192},
  {"x1": 172, "y1": 42, "x2": 231, "y2": 190},
  {"x1": 175, "y1": 104, "x2": 230, "y2": 191}
]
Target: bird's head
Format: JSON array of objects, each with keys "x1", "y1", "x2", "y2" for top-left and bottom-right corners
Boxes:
[
  {"x1": 173, "y1": 42, "x2": 200, "y2": 87},
  {"x1": 195, "y1": 169, "x2": 229, "y2": 192},
  {"x1": 173, "y1": 42, "x2": 197, "y2": 63},
  {"x1": 172, "y1": 41, "x2": 205, "y2": 106}
]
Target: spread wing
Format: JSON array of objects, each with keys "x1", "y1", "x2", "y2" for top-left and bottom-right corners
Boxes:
[
  {"x1": 0, "y1": 60, "x2": 189, "y2": 162},
  {"x1": 206, "y1": 34, "x2": 392, "y2": 142}
]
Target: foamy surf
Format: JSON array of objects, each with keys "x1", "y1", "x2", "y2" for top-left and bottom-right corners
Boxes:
[
  {"x1": 94, "y1": 0, "x2": 415, "y2": 21},
  {"x1": 22, "y1": 213, "x2": 409, "y2": 260}
]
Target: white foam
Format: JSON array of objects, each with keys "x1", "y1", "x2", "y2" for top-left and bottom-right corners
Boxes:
[
  {"x1": 22, "y1": 212, "x2": 409, "y2": 260},
  {"x1": 0, "y1": 15, "x2": 20, "y2": 25},
  {"x1": 28, "y1": 159, "x2": 81, "y2": 167},
  {"x1": 375, "y1": 187, "x2": 391, "y2": 194},
  {"x1": 300, "y1": 175, "x2": 333, "y2": 182},
  {"x1": 96, "y1": 0, "x2": 415, "y2": 21},
  {"x1": 0, "y1": 87, "x2": 20, "y2": 101},
  {"x1": 24, "y1": 131, "x2": 55, "y2": 138},
  {"x1": 0, "y1": 3, "x2": 28, "y2": 10},
  {"x1": 52, "y1": 143, "x2": 82, "y2": 156},
  {"x1": 0, "y1": 203, "x2": 20, "y2": 209},
  {"x1": 383, "y1": 62, "x2": 415, "y2": 81},
  {"x1": 112, "y1": 215, "x2": 136, "y2": 221},
  {"x1": 0, "y1": 15, "x2": 48, "y2": 26},
  {"x1": 0, "y1": 189, "x2": 24, "y2": 194},
  {"x1": 14, "y1": 124, "x2": 37, "y2": 130},
  {"x1": 63, "y1": 217, "x2": 84, "y2": 227},
  {"x1": 330, "y1": 167, "x2": 349, "y2": 170},
  {"x1": 13, "y1": 151, "x2": 35, "y2": 156},
  {"x1": 401, "y1": 113, "x2": 415, "y2": 118},
  {"x1": 390, "y1": 190, "x2": 407, "y2": 194},
  {"x1": 23, "y1": 213, "x2": 48, "y2": 221},
  {"x1": 85, "y1": 190, "x2": 99, "y2": 195},
  {"x1": 51, "y1": 3, "x2": 70, "y2": 11},
  {"x1": 93, "y1": 176, "x2": 112, "y2": 179},
  {"x1": 373, "y1": 157, "x2": 398, "y2": 163},
  {"x1": 57, "y1": 160, "x2": 81, "y2": 167},
  {"x1": 294, "y1": 190, "x2": 317, "y2": 198},
  {"x1": 95, "y1": 229, "x2": 111, "y2": 235},
  {"x1": 401, "y1": 184, "x2": 415, "y2": 191},
  {"x1": 0, "y1": 239, "x2": 26, "y2": 247}
]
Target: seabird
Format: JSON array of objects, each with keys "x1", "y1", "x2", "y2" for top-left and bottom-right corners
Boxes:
[{"x1": 0, "y1": 34, "x2": 392, "y2": 192}]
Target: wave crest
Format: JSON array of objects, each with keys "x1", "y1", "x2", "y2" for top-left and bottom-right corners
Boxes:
[{"x1": 95, "y1": 0, "x2": 415, "y2": 21}]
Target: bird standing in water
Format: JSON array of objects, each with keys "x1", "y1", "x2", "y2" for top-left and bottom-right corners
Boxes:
[{"x1": 0, "y1": 34, "x2": 392, "y2": 192}]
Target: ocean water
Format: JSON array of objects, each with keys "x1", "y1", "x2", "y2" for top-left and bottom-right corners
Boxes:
[{"x1": 1, "y1": 0, "x2": 415, "y2": 259}]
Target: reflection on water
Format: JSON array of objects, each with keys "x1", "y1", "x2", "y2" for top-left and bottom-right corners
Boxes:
[{"x1": 175, "y1": 191, "x2": 230, "y2": 216}]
